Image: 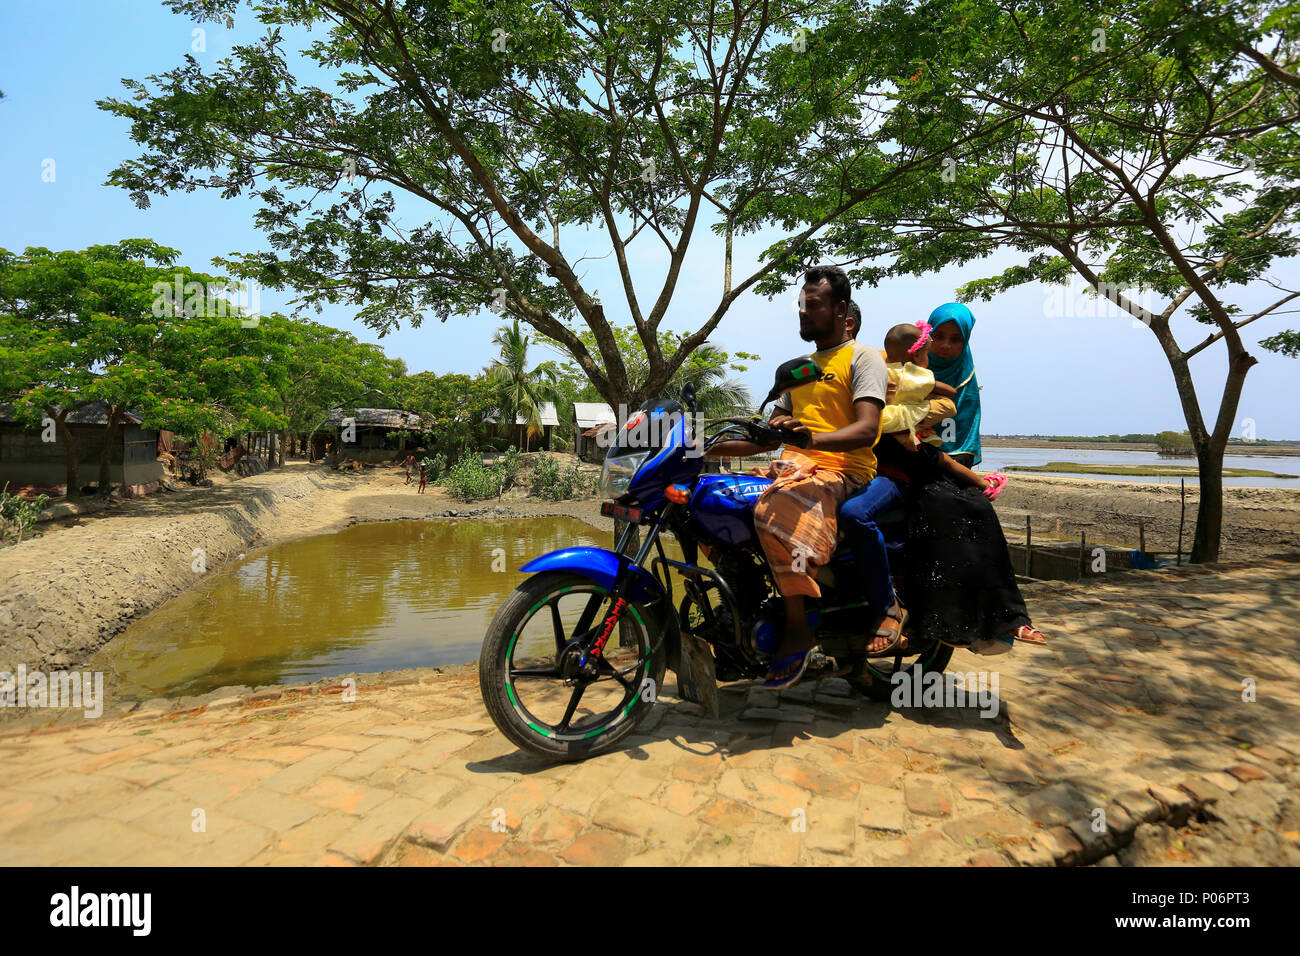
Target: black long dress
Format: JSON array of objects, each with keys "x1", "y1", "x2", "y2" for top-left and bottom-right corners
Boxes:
[{"x1": 876, "y1": 439, "x2": 1031, "y2": 646}]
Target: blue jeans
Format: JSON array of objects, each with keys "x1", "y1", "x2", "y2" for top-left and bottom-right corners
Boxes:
[{"x1": 839, "y1": 475, "x2": 903, "y2": 612}]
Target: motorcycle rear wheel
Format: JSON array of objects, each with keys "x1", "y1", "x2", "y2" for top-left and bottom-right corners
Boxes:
[
  {"x1": 855, "y1": 638, "x2": 954, "y2": 702},
  {"x1": 479, "y1": 571, "x2": 667, "y2": 761}
]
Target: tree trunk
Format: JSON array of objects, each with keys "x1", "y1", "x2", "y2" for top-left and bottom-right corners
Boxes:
[
  {"x1": 1190, "y1": 438, "x2": 1224, "y2": 563},
  {"x1": 266, "y1": 430, "x2": 275, "y2": 470},
  {"x1": 55, "y1": 412, "x2": 80, "y2": 498},
  {"x1": 98, "y1": 405, "x2": 124, "y2": 496},
  {"x1": 1187, "y1": 349, "x2": 1254, "y2": 563},
  {"x1": 279, "y1": 427, "x2": 289, "y2": 466}
]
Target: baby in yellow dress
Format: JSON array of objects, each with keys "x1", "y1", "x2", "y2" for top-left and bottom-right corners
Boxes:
[{"x1": 880, "y1": 323, "x2": 1008, "y2": 499}]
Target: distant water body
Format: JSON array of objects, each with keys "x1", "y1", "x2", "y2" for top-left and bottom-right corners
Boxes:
[{"x1": 982, "y1": 445, "x2": 1300, "y2": 489}]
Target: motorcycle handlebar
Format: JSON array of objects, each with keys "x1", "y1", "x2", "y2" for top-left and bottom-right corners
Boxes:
[{"x1": 711, "y1": 418, "x2": 811, "y2": 450}]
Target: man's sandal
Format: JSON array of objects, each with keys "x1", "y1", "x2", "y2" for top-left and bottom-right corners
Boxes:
[
  {"x1": 866, "y1": 605, "x2": 910, "y2": 658},
  {"x1": 763, "y1": 647, "x2": 815, "y2": 690},
  {"x1": 1012, "y1": 625, "x2": 1048, "y2": 645}
]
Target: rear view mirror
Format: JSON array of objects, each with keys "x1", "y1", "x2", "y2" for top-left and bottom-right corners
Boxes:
[
  {"x1": 760, "y1": 357, "x2": 822, "y2": 411},
  {"x1": 681, "y1": 381, "x2": 697, "y2": 415}
]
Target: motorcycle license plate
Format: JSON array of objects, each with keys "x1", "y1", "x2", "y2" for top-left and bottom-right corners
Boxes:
[{"x1": 600, "y1": 501, "x2": 643, "y2": 523}]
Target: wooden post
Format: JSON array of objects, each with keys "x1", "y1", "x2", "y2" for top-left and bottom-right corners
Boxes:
[
  {"x1": 1138, "y1": 518, "x2": 1146, "y2": 555},
  {"x1": 1025, "y1": 514, "x2": 1032, "y2": 577}
]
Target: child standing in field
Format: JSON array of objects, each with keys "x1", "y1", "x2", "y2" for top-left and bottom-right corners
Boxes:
[{"x1": 417, "y1": 459, "x2": 428, "y2": 494}]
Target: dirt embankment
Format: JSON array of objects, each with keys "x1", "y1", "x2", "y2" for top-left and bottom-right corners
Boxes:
[
  {"x1": 995, "y1": 473, "x2": 1300, "y2": 557},
  {"x1": 0, "y1": 461, "x2": 613, "y2": 676}
]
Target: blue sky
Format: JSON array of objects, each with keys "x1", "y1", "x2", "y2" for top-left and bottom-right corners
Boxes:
[{"x1": 2, "y1": 0, "x2": 1297, "y2": 439}]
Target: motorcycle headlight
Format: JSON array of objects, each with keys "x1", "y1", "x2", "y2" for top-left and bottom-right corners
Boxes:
[{"x1": 600, "y1": 449, "x2": 651, "y2": 500}]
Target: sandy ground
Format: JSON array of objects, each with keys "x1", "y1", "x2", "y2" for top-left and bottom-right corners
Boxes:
[
  {"x1": 2, "y1": 458, "x2": 1298, "y2": 678},
  {"x1": 2, "y1": 555, "x2": 1298, "y2": 866},
  {"x1": 995, "y1": 473, "x2": 1300, "y2": 557}
]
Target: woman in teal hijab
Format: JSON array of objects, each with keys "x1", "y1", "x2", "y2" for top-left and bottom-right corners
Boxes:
[{"x1": 927, "y1": 302, "x2": 981, "y2": 466}]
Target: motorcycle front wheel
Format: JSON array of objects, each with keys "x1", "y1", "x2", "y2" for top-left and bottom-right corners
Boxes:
[{"x1": 479, "y1": 571, "x2": 667, "y2": 762}]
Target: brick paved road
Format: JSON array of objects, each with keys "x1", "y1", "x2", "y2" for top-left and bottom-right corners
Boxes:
[{"x1": 2, "y1": 557, "x2": 1298, "y2": 866}]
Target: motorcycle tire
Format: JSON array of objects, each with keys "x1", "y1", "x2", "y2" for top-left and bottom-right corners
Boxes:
[
  {"x1": 479, "y1": 571, "x2": 667, "y2": 762},
  {"x1": 855, "y1": 638, "x2": 954, "y2": 702}
]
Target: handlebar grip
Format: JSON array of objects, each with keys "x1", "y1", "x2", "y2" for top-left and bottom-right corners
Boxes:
[
  {"x1": 784, "y1": 428, "x2": 812, "y2": 449},
  {"x1": 751, "y1": 421, "x2": 811, "y2": 449}
]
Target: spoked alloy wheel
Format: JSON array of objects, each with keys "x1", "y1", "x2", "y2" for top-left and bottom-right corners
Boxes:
[{"x1": 479, "y1": 571, "x2": 666, "y2": 761}]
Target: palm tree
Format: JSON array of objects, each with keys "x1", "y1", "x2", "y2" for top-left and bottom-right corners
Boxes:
[
  {"x1": 487, "y1": 320, "x2": 558, "y2": 451},
  {"x1": 671, "y1": 344, "x2": 753, "y2": 417}
]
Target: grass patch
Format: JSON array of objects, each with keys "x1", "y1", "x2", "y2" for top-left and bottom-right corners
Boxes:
[{"x1": 1003, "y1": 461, "x2": 1297, "y2": 479}]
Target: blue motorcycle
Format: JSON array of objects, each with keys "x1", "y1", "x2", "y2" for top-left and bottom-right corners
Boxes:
[{"x1": 478, "y1": 361, "x2": 953, "y2": 761}]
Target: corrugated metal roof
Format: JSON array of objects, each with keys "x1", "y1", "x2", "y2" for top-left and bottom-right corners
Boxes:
[
  {"x1": 573, "y1": 402, "x2": 616, "y2": 429},
  {"x1": 0, "y1": 401, "x2": 145, "y2": 426},
  {"x1": 484, "y1": 401, "x2": 559, "y2": 427},
  {"x1": 326, "y1": 407, "x2": 421, "y2": 428}
]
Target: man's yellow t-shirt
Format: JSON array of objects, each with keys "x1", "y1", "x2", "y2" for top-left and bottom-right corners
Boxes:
[{"x1": 773, "y1": 339, "x2": 889, "y2": 482}]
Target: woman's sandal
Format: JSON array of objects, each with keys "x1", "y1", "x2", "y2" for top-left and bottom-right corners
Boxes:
[
  {"x1": 866, "y1": 604, "x2": 910, "y2": 658},
  {"x1": 1012, "y1": 625, "x2": 1048, "y2": 645},
  {"x1": 982, "y1": 472, "x2": 1010, "y2": 501}
]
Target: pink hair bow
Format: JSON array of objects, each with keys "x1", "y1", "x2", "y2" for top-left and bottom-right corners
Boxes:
[{"x1": 908, "y1": 321, "x2": 933, "y2": 355}]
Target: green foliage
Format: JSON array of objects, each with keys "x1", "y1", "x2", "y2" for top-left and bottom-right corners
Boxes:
[
  {"x1": 1260, "y1": 330, "x2": 1300, "y2": 358},
  {"x1": 499, "y1": 446, "x2": 524, "y2": 489},
  {"x1": 529, "y1": 454, "x2": 590, "y2": 501},
  {"x1": 0, "y1": 484, "x2": 49, "y2": 544},
  {"x1": 0, "y1": 240, "x2": 286, "y2": 494},
  {"x1": 420, "y1": 453, "x2": 446, "y2": 483},
  {"x1": 487, "y1": 320, "x2": 558, "y2": 447},
  {"x1": 100, "y1": 0, "x2": 997, "y2": 406},
  {"x1": 397, "y1": 371, "x2": 495, "y2": 461},
  {"x1": 1155, "y1": 431, "x2": 1196, "y2": 455},
  {"x1": 545, "y1": 325, "x2": 756, "y2": 416},
  {"x1": 266, "y1": 317, "x2": 406, "y2": 444},
  {"x1": 443, "y1": 454, "x2": 504, "y2": 502},
  {"x1": 442, "y1": 447, "x2": 523, "y2": 501}
]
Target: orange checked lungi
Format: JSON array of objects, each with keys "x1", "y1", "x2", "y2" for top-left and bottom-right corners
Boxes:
[{"x1": 751, "y1": 452, "x2": 862, "y2": 599}]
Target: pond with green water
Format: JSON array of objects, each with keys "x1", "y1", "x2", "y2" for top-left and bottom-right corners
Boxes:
[{"x1": 90, "y1": 517, "x2": 606, "y2": 699}]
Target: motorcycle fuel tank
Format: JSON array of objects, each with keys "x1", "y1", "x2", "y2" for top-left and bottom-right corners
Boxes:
[{"x1": 689, "y1": 473, "x2": 772, "y2": 546}]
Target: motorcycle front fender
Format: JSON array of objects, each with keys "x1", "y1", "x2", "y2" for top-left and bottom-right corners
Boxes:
[
  {"x1": 518, "y1": 546, "x2": 666, "y2": 606},
  {"x1": 519, "y1": 546, "x2": 682, "y2": 673}
]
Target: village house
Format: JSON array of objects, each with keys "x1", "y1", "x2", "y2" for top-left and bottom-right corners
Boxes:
[
  {"x1": 573, "y1": 402, "x2": 616, "y2": 462},
  {"x1": 320, "y1": 407, "x2": 424, "y2": 463},
  {"x1": 0, "y1": 401, "x2": 165, "y2": 497},
  {"x1": 484, "y1": 401, "x2": 559, "y2": 452}
]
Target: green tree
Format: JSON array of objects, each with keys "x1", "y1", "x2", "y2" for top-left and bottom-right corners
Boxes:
[
  {"x1": 796, "y1": 0, "x2": 1300, "y2": 562},
  {"x1": 1155, "y1": 430, "x2": 1195, "y2": 455},
  {"x1": 487, "y1": 319, "x2": 558, "y2": 451},
  {"x1": 396, "y1": 370, "x2": 497, "y2": 460},
  {"x1": 543, "y1": 324, "x2": 756, "y2": 419},
  {"x1": 0, "y1": 240, "x2": 281, "y2": 496},
  {"x1": 262, "y1": 317, "x2": 406, "y2": 466},
  {"x1": 101, "y1": 0, "x2": 1025, "y2": 408}
]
